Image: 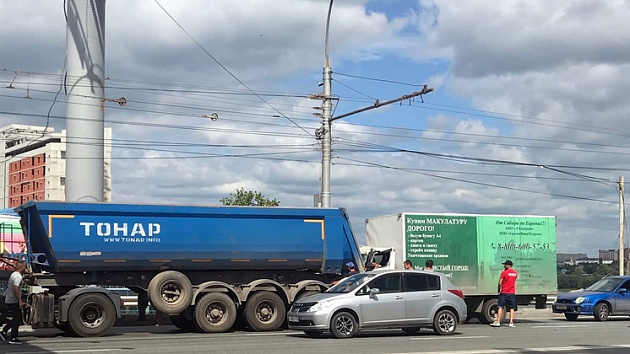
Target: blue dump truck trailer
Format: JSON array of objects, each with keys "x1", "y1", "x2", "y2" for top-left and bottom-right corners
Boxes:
[{"x1": 2, "y1": 201, "x2": 363, "y2": 337}]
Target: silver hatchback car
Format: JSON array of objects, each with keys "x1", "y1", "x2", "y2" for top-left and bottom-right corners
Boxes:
[{"x1": 287, "y1": 269, "x2": 467, "y2": 338}]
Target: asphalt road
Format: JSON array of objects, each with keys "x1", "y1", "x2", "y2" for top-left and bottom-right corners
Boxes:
[{"x1": 4, "y1": 308, "x2": 630, "y2": 354}]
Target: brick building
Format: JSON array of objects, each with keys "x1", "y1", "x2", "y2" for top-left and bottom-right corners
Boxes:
[{"x1": 0, "y1": 124, "x2": 112, "y2": 208}]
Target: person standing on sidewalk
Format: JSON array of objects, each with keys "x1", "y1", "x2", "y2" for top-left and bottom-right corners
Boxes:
[
  {"x1": 0, "y1": 260, "x2": 27, "y2": 344},
  {"x1": 424, "y1": 259, "x2": 434, "y2": 271},
  {"x1": 490, "y1": 259, "x2": 518, "y2": 328},
  {"x1": 403, "y1": 260, "x2": 413, "y2": 270}
]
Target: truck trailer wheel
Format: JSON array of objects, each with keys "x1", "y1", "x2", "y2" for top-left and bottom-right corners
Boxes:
[
  {"x1": 148, "y1": 271, "x2": 193, "y2": 315},
  {"x1": 245, "y1": 291, "x2": 286, "y2": 331},
  {"x1": 68, "y1": 294, "x2": 116, "y2": 337},
  {"x1": 479, "y1": 298, "x2": 505, "y2": 324},
  {"x1": 194, "y1": 293, "x2": 237, "y2": 333}
]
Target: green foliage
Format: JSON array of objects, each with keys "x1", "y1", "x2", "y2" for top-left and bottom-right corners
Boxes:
[
  {"x1": 557, "y1": 262, "x2": 619, "y2": 291},
  {"x1": 220, "y1": 187, "x2": 280, "y2": 207}
]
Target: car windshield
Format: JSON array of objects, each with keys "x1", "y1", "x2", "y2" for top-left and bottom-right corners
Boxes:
[
  {"x1": 327, "y1": 273, "x2": 377, "y2": 293},
  {"x1": 585, "y1": 277, "x2": 623, "y2": 292}
]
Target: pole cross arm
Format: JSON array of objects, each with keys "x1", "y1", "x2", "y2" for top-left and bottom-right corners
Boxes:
[{"x1": 330, "y1": 85, "x2": 434, "y2": 122}]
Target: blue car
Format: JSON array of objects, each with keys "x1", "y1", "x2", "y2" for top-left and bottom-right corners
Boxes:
[{"x1": 552, "y1": 276, "x2": 630, "y2": 321}]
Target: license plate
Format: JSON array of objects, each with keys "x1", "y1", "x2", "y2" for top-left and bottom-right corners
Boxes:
[
  {"x1": 288, "y1": 316, "x2": 299, "y2": 322},
  {"x1": 555, "y1": 305, "x2": 567, "y2": 310}
]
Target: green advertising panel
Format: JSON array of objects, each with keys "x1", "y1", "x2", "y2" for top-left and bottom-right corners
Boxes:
[
  {"x1": 476, "y1": 216, "x2": 557, "y2": 294},
  {"x1": 404, "y1": 214, "x2": 557, "y2": 295},
  {"x1": 404, "y1": 215, "x2": 479, "y2": 292}
]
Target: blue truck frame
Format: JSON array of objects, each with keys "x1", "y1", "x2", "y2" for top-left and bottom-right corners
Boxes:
[{"x1": 8, "y1": 201, "x2": 364, "y2": 337}]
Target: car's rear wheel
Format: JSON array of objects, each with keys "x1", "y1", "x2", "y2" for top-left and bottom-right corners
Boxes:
[
  {"x1": 330, "y1": 311, "x2": 357, "y2": 339},
  {"x1": 433, "y1": 309, "x2": 457, "y2": 335},
  {"x1": 564, "y1": 313, "x2": 579, "y2": 321},
  {"x1": 593, "y1": 303, "x2": 609, "y2": 321}
]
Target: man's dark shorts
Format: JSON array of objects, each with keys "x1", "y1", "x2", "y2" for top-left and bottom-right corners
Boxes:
[{"x1": 498, "y1": 293, "x2": 517, "y2": 310}]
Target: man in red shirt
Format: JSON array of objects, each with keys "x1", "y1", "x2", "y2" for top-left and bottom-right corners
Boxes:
[{"x1": 490, "y1": 260, "x2": 518, "y2": 328}]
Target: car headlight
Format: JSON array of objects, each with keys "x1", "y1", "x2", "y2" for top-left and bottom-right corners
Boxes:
[
  {"x1": 575, "y1": 296, "x2": 587, "y2": 304},
  {"x1": 308, "y1": 300, "x2": 332, "y2": 312}
]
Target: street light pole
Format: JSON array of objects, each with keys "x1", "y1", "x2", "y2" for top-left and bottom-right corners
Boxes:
[{"x1": 320, "y1": 0, "x2": 334, "y2": 208}]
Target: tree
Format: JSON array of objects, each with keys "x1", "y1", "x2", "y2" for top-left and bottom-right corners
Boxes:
[{"x1": 220, "y1": 187, "x2": 280, "y2": 206}]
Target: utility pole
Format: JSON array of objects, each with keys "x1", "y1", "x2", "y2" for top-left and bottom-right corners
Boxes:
[
  {"x1": 320, "y1": 0, "x2": 334, "y2": 208},
  {"x1": 317, "y1": 1, "x2": 434, "y2": 207},
  {"x1": 620, "y1": 176, "x2": 625, "y2": 275}
]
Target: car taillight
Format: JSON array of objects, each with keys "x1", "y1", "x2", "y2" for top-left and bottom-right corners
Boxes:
[{"x1": 448, "y1": 289, "x2": 465, "y2": 299}]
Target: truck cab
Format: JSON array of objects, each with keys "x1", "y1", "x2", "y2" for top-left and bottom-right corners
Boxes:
[{"x1": 360, "y1": 246, "x2": 395, "y2": 270}]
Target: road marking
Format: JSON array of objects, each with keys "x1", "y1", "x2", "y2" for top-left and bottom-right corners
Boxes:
[
  {"x1": 530, "y1": 324, "x2": 589, "y2": 328},
  {"x1": 410, "y1": 335, "x2": 490, "y2": 340},
  {"x1": 8, "y1": 350, "x2": 122, "y2": 354},
  {"x1": 246, "y1": 331, "x2": 299, "y2": 336},
  {"x1": 390, "y1": 349, "x2": 516, "y2": 354},
  {"x1": 389, "y1": 344, "x2": 630, "y2": 354}
]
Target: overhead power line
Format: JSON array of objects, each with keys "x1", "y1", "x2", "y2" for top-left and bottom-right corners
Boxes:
[{"x1": 153, "y1": 0, "x2": 311, "y2": 136}]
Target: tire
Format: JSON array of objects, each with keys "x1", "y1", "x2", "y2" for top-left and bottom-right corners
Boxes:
[
  {"x1": 148, "y1": 271, "x2": 193, "y2": 315},
  {"x1": 57, "y1": 321, "x2": 77, "y2": 335},
  {"x1": 402, "y1": 327, "x2": 421, "y2": 334},
  {"x1": 433, "y1": 309, "x2": 457, "y2": 335},
  {"x1": 594, "y1": 303, "x2": 609, "y2": 321},
  {"x1": 245, "y1": 291, "x2": 286, "y2": 332},
  {"x1": 330, "y1": 311, "x2": 358, "y2": 339},
  {"x1": 195, "y1": 293, "x2": 237, "y2": 333},
  {"x1": 67, "y1": 293, "x2": 116, "y2": 337},
  {"x1": 303, "y1": 330, "x2": 324, "y2": 337},
  {"x1": 564, "y1": 313, "x2": 579, "y2": 321},
  {"x1": 169, "y1": 314, "x2": 198, "y2": 332},
  {"x1": 479, "y1": 298, "x2": 504, "y2": 324}
]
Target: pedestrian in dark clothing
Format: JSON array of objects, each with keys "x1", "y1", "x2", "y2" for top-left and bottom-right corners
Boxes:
[{"x1": 0, "y1": 261, "x2": 27, "y2": 344}]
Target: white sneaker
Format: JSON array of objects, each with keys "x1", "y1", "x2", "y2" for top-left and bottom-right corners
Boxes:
[
  {"x1": 508, "y1": 323, "x2": 515, "y2": 328},
  {"x1": 490, "y1": 321, "x2": 501, "y2": 327}
]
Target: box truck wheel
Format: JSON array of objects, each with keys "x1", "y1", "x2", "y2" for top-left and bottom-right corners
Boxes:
[
  {"x1": 148, "y1": 271, "x2": 193, "y2": 314},
  {"x1": 68, "y1": 293, "x2": 116, "y2": 337},
  {"x1": 194, "y1": 293, "x2": 237, "y2": 333},
  {"x1": 245, "y1": 291, "x2": 286, "y2": 331},
  {"x1": 479, "y1": 298, "x2": 505, "y2": 324}
]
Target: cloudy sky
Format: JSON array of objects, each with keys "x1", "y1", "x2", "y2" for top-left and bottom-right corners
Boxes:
[{"x1": 2, "y1": 0, "x2": 629, "y2": 257}]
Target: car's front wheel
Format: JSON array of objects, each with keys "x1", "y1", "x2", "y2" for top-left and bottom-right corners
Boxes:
[
  {"x1": 330, "y1": 311, "x2": 357, "y2": 339},
  {"x1": 594, "y1": 303, "x2": 609, "y2": 321},
  {"x1": 433, "y1": 309, "x2": 457, "y2": 335},
  {"x1": 564, "y1": 313, "x2": 579, "y2": 321}
]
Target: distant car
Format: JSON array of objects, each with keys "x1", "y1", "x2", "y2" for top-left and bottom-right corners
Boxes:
[
  {"x1": 287, "y1": 269, "x2": 467, "y2": 338},
  {"x1": 552, "y1": 276, "x2": 630, "y2": 321}
]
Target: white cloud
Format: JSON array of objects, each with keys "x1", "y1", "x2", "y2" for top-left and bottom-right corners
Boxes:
[{"x1": 2, "y1": 0, "x2": 629, "y2": 257}]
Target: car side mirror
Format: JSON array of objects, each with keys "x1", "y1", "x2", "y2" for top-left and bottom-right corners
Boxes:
[
  {"x1": 369, "y1": 288, "x2": 380, "y2": 299},
  {"x1": 619, "y1": 288, "x2": 627, "y2": 294}
]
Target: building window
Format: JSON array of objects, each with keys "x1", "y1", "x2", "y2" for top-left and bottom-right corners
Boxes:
[
  {"x1": 61, "y1": 151, "x2": 66, "y2": 159},
  {"x1": 60, "y1": 177, "x2": 65, "y2": 186}
]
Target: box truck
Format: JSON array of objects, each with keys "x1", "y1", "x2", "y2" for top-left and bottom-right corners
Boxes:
[{"x1": 365, "y1": 213, "x2": 557, "y2": 323}]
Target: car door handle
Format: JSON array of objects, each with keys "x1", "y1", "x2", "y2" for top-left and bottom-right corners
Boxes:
[
  {"x1": 395, "y1": 296, "x2": 403, "y2": 300},
  {"x1": 431, "y1": 293, "x2": 439, "y2": 297}
]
